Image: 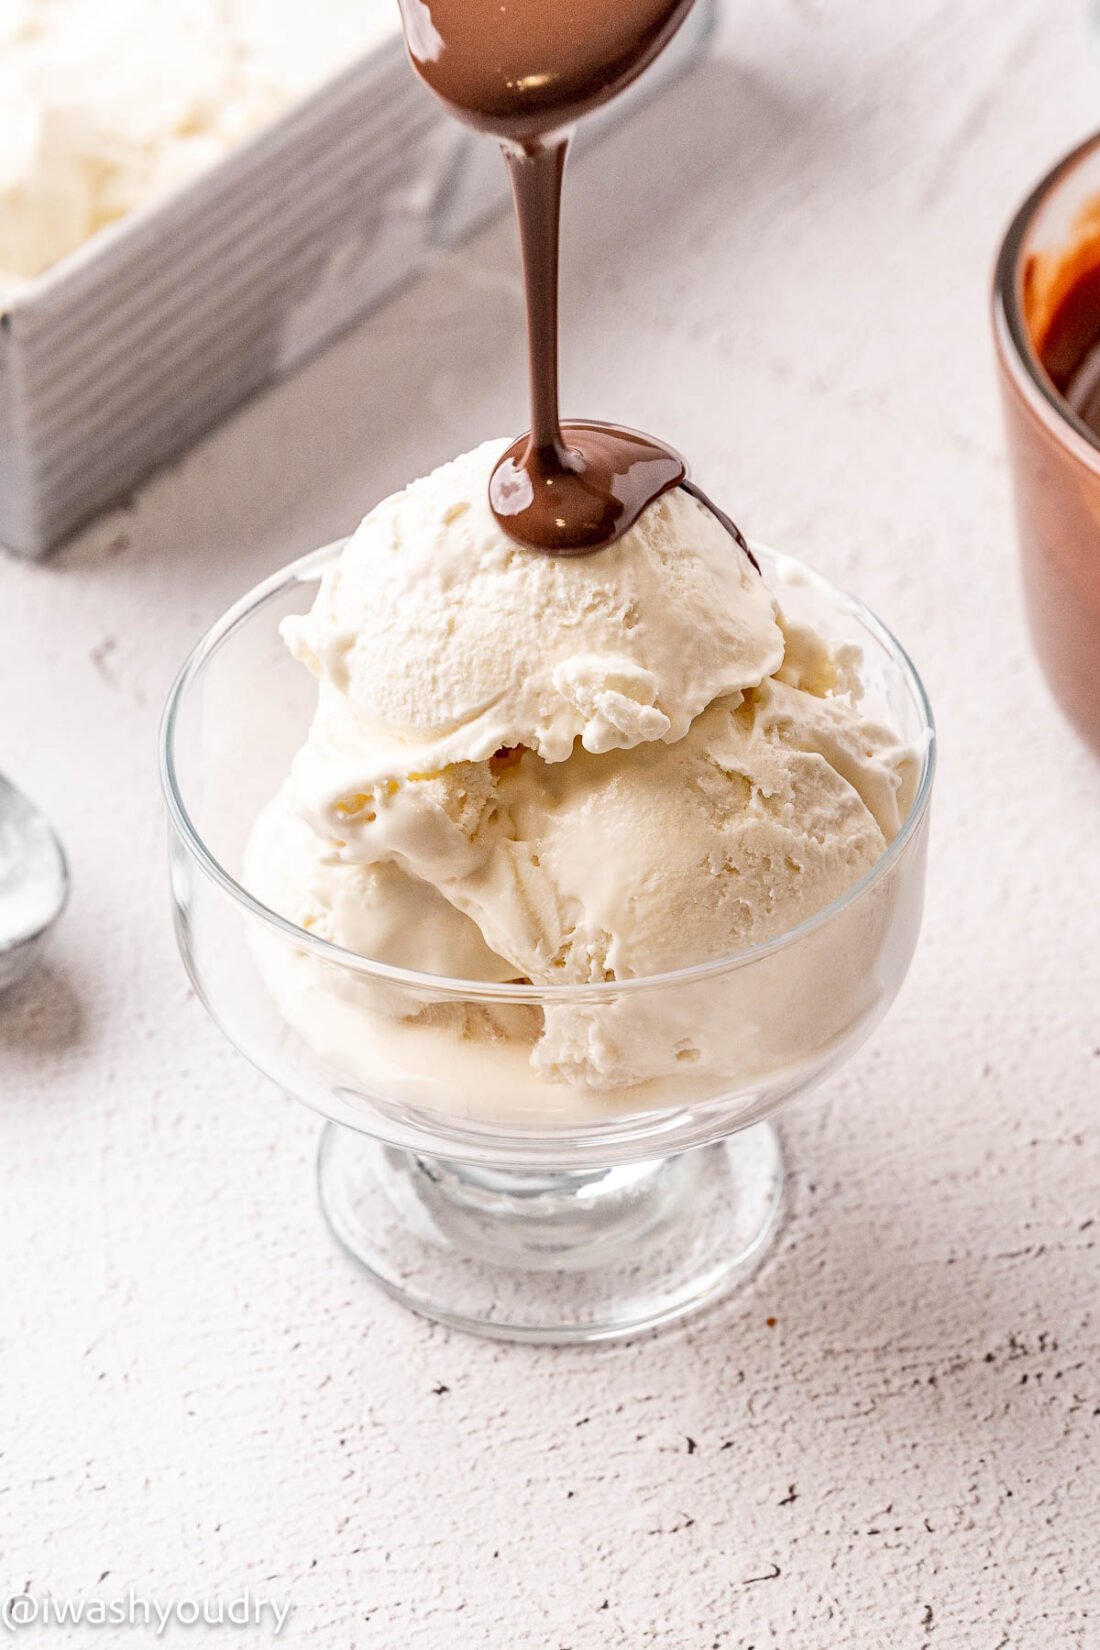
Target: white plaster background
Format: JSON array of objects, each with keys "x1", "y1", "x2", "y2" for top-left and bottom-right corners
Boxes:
[{"x1": 2, "y1": 1, "x2": 1099, "y2": 1645}]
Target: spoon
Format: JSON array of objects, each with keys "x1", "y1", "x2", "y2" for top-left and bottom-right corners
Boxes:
[{"x1": 0, "y1": 773, "x2": 69, "y2": 992}]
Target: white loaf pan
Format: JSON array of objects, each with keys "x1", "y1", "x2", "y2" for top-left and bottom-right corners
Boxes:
[{"x1": 0, "y1": 2, "x2": 714, "y2": 559}]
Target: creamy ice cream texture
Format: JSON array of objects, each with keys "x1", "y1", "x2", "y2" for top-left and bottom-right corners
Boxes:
[
  {"x1": 0, "y1": 0, "x2": 398, "y2": 294},
  {"x1": 245, "y1": 441, "x2": 917, "y2": 1106}
]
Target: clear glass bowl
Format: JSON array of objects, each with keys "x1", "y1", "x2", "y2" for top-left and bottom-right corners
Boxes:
[{"x1": 160, "y1": 541, "x2": 935, "y2": 1343}]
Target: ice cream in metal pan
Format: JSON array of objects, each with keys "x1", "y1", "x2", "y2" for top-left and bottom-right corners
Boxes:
[{"x1": 0, "y1": 0, "x2": 400, "y2": 297}]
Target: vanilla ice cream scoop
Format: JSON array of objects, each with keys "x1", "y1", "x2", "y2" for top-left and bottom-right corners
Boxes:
[
  {"x1": 417, "y1": 680, "x2": 914, "y2": 986},
  {"x1": 283, "y1": 440, "x2": 783, "y2": 774},
  {"x1": 247, "y1": 782, "x2": 517, "y2": 983}
]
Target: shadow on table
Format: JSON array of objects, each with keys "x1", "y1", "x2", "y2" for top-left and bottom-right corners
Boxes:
[{"x1": 0, "y1": 961, "x2": 86, "y2": 1063}]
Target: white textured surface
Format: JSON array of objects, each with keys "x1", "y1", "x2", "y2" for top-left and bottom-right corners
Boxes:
[{"x1": 2, "y1": 1, "x2": 1099, "y2": 1644}]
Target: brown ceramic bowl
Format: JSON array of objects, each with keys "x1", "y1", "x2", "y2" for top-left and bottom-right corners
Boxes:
[{"x1": 994, "y1": 132, "x2": 1100, "y2": 757}]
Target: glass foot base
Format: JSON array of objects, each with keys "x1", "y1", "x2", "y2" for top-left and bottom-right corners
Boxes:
[{"x1": 317, "y1": 1121, "x2": 784, "y2": 1344}]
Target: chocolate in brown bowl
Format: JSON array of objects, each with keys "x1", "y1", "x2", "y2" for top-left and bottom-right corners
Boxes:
[{"x1": 994, "y1": 132, "x2": 1100, "y2": 757}]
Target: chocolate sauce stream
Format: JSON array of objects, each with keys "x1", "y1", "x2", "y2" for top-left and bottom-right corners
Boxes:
[
  {"x1": 504, "y1": 138, "x2": 569, "y2": 461},
  {"x1": 398, "y1": 0, "x2": 752, "y2": 561},
  {"x1": 488, "y1": 133, "x2": 689, "y2": 553}
]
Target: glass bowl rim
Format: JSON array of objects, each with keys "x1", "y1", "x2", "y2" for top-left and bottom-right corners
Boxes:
[
  {"x1": 992, "y1": 126, "x2": 1100, "y2": 468},
  {"x1": 159, "y1": 537, "x2": 936, "y2": 1004}
]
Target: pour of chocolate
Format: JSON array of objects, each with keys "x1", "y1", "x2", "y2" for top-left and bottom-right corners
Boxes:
[{"x1": 398, "y1": 0, "x2": 751, "y2": 560}]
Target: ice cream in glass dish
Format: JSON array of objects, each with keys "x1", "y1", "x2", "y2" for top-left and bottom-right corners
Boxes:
[{"x1": 160, "y1": 0, "x2": 935, "y2": 1341}]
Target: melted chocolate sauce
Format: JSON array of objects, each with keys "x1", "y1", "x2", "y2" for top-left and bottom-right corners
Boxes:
[
  {"x1": 1036, "y1": 262, "x2": 1100, "y2": 440},
  {"x1": 398, "y1": 0, "x2": 751, "y2": 560}
]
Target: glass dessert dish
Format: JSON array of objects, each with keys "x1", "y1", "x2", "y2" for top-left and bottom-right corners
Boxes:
[{"x1": 160, "y1": 541, "x2": 935, "y2": 1344}]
